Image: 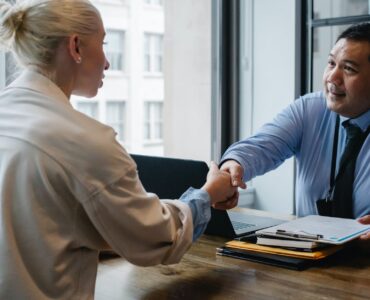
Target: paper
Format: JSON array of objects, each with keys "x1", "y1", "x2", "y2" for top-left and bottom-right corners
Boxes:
[{"x1": 256, "y1": 215, "x2": 370, "y2": 245}]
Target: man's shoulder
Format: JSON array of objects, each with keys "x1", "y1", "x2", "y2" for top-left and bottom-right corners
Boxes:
[
  {"x1": 296, "y1": 91, "x2": 328, "y2": 114},
  {"x1": 299, "y1": 91, "x2": 325, "y2": 103}
]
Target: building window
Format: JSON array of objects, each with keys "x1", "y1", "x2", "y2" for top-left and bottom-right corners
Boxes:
[
  {"x1": 313, "y1": 0, "x2": 369, "y2": 19},
  {"x1": 106, "y1": 101, "x2": 126, "y2": 141},
  {"x1": 144, "y1": 0, "x2": 163, "y2": 6},
  {"x1": 76, "y1": 101, "x2": 99, "y2": 119},
  {"x1": 144, "y1": 101, "x2": 163, "y2": 142},
  {"x1": 143, "y1": 33, "x2": 163, "y2": 73},
  {"x1": 105, "y1": 30, "x2": 125, "y2": 71}
]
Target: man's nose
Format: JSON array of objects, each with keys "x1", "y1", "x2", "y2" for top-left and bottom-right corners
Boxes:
[
  {"x1": 105, "y1": 57, "x2": 110, "y2": 70},
  {"x1": 326, "y1": 66, "x2": 343, "y2": 85}
]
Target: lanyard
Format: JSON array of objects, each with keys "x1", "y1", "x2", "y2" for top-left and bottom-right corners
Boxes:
[{"x1": 326, "y1": 115, "x2": 339, "y2": 200}]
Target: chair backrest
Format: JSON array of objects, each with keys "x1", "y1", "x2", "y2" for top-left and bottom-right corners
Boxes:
[{"x1": 130, "y1": 154, "x2": 209, "y2": 199}]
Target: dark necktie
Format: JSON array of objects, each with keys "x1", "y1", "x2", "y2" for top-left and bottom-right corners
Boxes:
[{"x1": 332, "y1": 123, "x2": 366, "y2": 218}]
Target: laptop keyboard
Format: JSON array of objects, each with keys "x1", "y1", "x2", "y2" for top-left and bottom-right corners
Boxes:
[{"x1": 231, "y1": 220, "x2": 256, "y2": 231}]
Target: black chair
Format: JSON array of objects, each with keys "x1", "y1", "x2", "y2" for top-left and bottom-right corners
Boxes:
[
  {"x1": 130, "y1": 154, "x2": 209, "y2": 199},
  {"x1": 130, "y1": 154, "x2": 226, "y2": 237}
]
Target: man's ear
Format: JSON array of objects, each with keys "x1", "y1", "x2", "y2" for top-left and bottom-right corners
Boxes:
[{"x1": 68, "y1": 34, "x2": 82, "y2": 64}]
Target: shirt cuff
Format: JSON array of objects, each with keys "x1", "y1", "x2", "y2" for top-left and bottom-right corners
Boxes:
[{"x1": 179, "y1": 187, "x2": 211, "y2": 241}]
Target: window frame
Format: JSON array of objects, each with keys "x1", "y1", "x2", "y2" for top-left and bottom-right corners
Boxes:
[
  {"x1": 143, "y1": 0, "x2": 163, "y2": 7},
  {"x1": 143, "y1": 33, "x2": 164, "y2": 76},
  {"x1": 143, "y1": 100, "x2": 163, "y2": 144},
  {"x1": 75, "y1": 101, "x2": 100, "y2": 120},
  {"x1": 105, "y1": 100, "x2": 127, "y2": 142},
  {"x1": 105, "y1": 29, "x2": 126, "y2": 74},
  {"x1": 211, "y1": 0, "x2": 240, "y2": 160}
]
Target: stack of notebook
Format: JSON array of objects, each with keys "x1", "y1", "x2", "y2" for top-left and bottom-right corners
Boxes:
[
  {"x1": 216, "y1": 215, "x2": 370, "y2": 270},
  {"x1": 216, "y1": 240, "x2": 341, "y2": 270}
]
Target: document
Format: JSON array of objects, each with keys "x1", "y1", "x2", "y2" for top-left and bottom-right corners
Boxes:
[{"x1": 256, "y1": 215, "x2": 370, "y2": 245}]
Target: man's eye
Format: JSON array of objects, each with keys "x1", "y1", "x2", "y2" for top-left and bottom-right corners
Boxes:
[
  {"x1": 327, "y1": 59, "x2": 335, "y2": 67},
  {"x1": 344, "y1": 65, "x2": 357, "y2": 73}
]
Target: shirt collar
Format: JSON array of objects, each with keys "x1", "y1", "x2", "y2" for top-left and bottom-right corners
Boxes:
[
  {"x1": 339, "y1": 109, "x2": 370, "y2": 132},
  {"x1": 7, "y1": 69, "x2": 71, "y2": 106}
]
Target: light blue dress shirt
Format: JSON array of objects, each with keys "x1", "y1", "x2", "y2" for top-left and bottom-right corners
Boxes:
[
  {"x1": 222, "y1": 92, "x2": 370, "y2": 218},
  {"x1": 179, "y1": 187, "x2": 211, "y2": 241}
]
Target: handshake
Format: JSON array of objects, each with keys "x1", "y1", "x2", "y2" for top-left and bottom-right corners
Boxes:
[{"x1": 201, "y1": 160, "x2": 246, "y2": 210}]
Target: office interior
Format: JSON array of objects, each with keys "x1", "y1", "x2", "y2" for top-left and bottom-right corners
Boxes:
[{"x1": 1, "y1": 0, "x2": 369, "y2": 215}]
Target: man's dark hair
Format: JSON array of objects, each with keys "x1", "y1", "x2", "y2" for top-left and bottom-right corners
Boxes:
[
  {"x1": 336, "y1": 22, "x2": 370, "y2": 43},
  {"x1": 337, "y1": 22, "x2": 370, "y2": 61}
]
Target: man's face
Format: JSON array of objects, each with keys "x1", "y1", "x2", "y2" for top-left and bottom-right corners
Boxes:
[{"x1": 323, "y1": 38, "x2": 370, "y2": 118}]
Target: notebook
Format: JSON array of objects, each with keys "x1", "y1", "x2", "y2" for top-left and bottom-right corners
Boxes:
[
  {"x1": 256, "y1": 235, "x2": 320, "y2": 249},
  {"x1": 130, "y1": 154, "x2": 285, "y2": 239},
  {"x1": 216, "y1": 246, "x2": 313, "y2": 270}
]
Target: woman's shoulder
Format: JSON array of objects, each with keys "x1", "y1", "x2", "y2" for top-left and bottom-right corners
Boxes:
[{"x1": 1, "y1": 85, "x2": 134, "y2": 188}]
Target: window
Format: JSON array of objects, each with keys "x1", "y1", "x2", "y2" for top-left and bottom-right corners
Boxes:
[
  {"x1": 237, "y1": 0, "x2": 297, "y2": 213},
  {"x1": 105, "y1": 30, "x2": 125, "y2": 72},
  {"x1": 76, "y1": 102, "x2": 99, "y2": 119},
  {"x1": 144, "y1": 0, "x2": 163, "y2": 6},
  {"x1": 143, "y1": 34, "x2": 163, "y2": 73},
  {"x1": 143, "y1": 101, "x2": 163, "y2": 142},
  {"x1": 313, "y1": 0, "x2": 369, "y2": 19},
  {"x1": 2, "y1": 0, "x2": 213, "y2": 161},
  {"x1": 106, "y1": 101, "x2": 126, "y2": 141}
]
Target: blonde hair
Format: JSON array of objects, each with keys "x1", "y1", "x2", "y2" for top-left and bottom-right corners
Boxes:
[{"x1": 0, "y1": 0, "x2": 100, "y2": 68}]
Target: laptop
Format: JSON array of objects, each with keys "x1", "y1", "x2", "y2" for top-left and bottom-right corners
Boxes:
[
  {"x1": 130, "y1": 154, "x2": 285, "y2": 239},
  {"x1": 204, "y1": 208, "x2": 285, "y2": 239}
]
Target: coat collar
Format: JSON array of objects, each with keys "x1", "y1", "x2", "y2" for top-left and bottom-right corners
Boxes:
[{"x1": 7, "y1": 68, "x2": 71, "y2": 106}]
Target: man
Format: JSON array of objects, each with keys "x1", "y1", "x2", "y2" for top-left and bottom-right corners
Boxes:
[{"x1": 220, "y1": 22, "x2": 370, "y2": 241}]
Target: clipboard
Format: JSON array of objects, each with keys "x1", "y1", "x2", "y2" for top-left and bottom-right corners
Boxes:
[{"x1": 256, "y1": 215, "x2": 370, "y2": 245}]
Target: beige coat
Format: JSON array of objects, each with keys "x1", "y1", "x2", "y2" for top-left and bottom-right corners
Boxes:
[{"x1": 0, "y1": 70, "x2": 193, "y2": 299}]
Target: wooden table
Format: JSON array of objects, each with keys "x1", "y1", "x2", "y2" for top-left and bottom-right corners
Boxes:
[{"x1": 95, "y1": 213, "x2": 370, "y2": 299}]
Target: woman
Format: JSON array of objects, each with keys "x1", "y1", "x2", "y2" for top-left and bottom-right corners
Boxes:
[{"x1": 0, "y1": 1, "x2": 237, "y2": 299}]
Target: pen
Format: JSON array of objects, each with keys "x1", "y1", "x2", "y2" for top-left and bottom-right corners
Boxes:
[{"x1": 276, "y1": 229, "x2": 323, "y2": 240}]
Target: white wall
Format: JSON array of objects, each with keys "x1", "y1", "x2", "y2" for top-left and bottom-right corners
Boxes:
[
  {"x1": 240, "y1": 0, "x2": 296, "y2": 214},
  {"x1": 163, "y1": 0, "x2": 212, "y2": 161}
]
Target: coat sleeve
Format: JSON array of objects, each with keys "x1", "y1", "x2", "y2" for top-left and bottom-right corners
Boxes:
[{"x1": 81, "y1": 163, "x2": 193, "y2": 266}]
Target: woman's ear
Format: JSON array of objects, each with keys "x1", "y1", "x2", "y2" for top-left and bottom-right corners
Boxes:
[{"x1": 68, "y1": 34, "x2": 82, "y2": 64}]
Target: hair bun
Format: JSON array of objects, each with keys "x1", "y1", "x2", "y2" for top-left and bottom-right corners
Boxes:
[
  {"x1": 0, "y1": 1, "x2": 26, "y2": 49},
  {"x1": 11, "y1": 8, "x2": 26, "y2": 31}
]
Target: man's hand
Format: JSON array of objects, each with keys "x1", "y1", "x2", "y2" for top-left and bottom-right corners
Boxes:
[
  {"x1": 358, "y1": 215, "x2": 370, "y2": 240},
  {"x1": 202, "y1": 161, "x2": 238, "y2": 210},
  {"x1": 220, "y1": 160, "x2": 247, "y2": 189}
]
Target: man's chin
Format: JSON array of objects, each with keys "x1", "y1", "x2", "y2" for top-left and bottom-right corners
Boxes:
[
  {"x1": 326, "y1": 99, "x2": 345, "y2": 115},
  {"x1": 326, "y1": 101, "x2": 356, "y2": 118}
]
